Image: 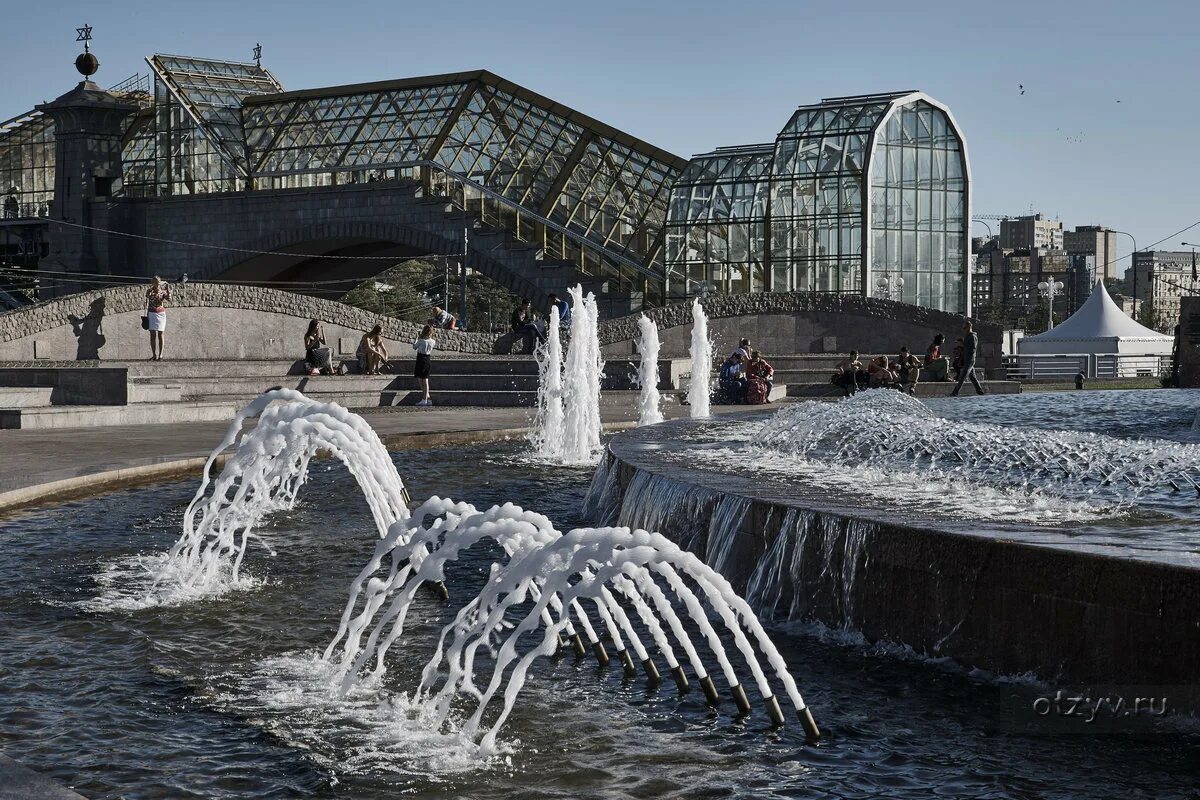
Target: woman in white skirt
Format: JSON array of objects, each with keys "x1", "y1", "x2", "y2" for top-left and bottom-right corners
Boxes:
[{"x1": 145, "y1": 276, "x2": 172, "y2": 360}]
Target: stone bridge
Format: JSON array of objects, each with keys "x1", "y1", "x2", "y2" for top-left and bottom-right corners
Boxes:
[
  {"x1": 0, "y1": 283, "x2": 998, "y2": 371},
  {"x1": 105, "y1": 178, "x2": 588, "y2": 313}
]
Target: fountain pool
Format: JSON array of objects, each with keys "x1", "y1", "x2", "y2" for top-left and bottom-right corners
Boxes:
[{"x1": 2, "y1": 433, "x2": 1199, "y2": 798}]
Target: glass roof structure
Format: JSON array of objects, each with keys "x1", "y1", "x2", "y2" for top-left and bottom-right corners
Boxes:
[
  {"x1": 239, "y1": 71, "x2": 685, "y2": 290},
  {"x1": 666, "y1": 91, "x2": 971, "y2": 312},
  {"x1": 2, "y1": 54, "x2": 969, "y2": 310}
]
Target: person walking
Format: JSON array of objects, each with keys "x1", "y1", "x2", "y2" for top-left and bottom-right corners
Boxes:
[
  {"x1": 145, "y1": 276, "x2": 172, "y2": 360},
  {"x1": 951, "y1": 321, "x2": 987, "y2": 396},
  {"x1": 358, "y1": 324, "x2": 389, "y2": 374},
  {"x1": 412, "y1": 324, "x2": 436, "y2": 406}
]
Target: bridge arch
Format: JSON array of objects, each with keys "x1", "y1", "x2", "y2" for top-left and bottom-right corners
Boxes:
[{"x1": 191, "y1": 220, "x2": 544, "y2": 303}]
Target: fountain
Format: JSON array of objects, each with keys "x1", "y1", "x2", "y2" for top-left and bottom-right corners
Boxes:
[
  {"x1": 136, "y1": 389, "x2": 410, "y2": 607},
  {"x1": 687, "y1": 299, "x2": 711, "y2": 418},
  {"x1": 636, "y1": 314, "x2": 663, "y2": 426},
  {"x1": 531, "y1": 285, "x2": 605, "y2": 464},
  {"x1": 757, "y1": 390, "x2": 1200, "y2": 501},
  {"x1": 135, "y1": 390, "x2": 821, "y2": 752}
]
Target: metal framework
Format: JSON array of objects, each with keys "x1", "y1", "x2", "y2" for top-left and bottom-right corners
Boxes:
[
  {"x1": 666, "y1": 92, "x2": 971, "y2": 313},
  {"x1": 240, "y1": 71, "x2": 685, "y2": 291}
]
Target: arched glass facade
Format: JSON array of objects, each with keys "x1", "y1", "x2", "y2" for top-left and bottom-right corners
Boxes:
[{"x1": 665, "y1": 92, "x2": 970, "y2": 313}]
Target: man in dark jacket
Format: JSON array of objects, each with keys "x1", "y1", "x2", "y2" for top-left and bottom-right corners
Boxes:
[{"x1": 951, "y1": 320, "x2": 987, "y2": 396}]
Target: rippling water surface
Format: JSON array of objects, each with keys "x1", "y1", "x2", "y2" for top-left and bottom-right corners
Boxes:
[{"x1": 1, "y1": 438, "x2": 1198, "y2": 798}]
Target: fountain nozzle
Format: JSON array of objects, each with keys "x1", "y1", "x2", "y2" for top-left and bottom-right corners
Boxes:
[
  {"x1": 669, "y1": 664, "x2": 690, "y2": 694},
  {"x1": 618, "y1": 648, "x2": 638, "y2": 677},
  {"x1": 764, "y1": 694, "x2": 786, "y2": 727},
  {"x1": 591, "y1": 640, "x2": 610, "y2": 665},
  {"x1": 699, "y1": 675, "x2": 720, "y2": 707},
  {"x1": 571, "y1": 633, "x2": 587, "y2": 658},
  {"x1": 641, "y1": 657, "x2": 661, "y2": 686},
  {"x1": 798, "y1": 706, "x2": 821, "y2": 744},
  {"x1": 731, "y1": 683, "x2": 752, "y2": 716}
]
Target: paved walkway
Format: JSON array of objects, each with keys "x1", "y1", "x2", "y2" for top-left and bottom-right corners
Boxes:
[{"x1": 0, "y1": 403, "x2": 764, "y2": 512}]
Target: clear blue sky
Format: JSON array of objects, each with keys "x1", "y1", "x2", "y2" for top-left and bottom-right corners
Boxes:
[{"x1": 4, "y1": 0, "x2": 1199, "y2": 266}]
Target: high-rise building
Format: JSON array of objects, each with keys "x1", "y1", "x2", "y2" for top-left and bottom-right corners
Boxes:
[
  {"x1": 1128, "y1": 250, "x2": 1200, "y2": 330},
  {"x1": 1063, "y1": 225, "x2": 1120, "y2": 282},
  {"x1": 1000, "y1": 214, "x2": 1063, "y2": 251}
]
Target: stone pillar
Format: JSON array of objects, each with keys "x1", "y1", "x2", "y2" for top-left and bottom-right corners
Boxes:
[
  {"x1": 35, "y1": 54, "x2": 135, "y2": 297},
  {"x1": 1177, "y1": 297, "x2": 1200, "y2": 388}
]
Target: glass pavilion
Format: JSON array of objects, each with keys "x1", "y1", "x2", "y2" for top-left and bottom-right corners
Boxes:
[
  {"x1": 1, "y1": 56, "x2": 969, "y2": 312},
  {"x1": 664, "y1": 92, "x2": 971, "y2": 313}
]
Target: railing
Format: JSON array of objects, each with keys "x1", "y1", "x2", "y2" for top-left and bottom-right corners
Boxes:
[
  {"x1": 1, "y1": 202, "x2": 51, "y2": 221},
  {"x1": 249, "y1": 159, "x2": 665, "y2": 304},
  {"x1": 1003, "y1": 352, "x2": 1173, "y2": 380}
]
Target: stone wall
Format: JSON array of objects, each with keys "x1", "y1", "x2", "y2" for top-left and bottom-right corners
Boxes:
[
  {"x1": 603, "y1": 423, "x2": 1200, "y2": 707},
  {"x1": 601, "y1": 292, "x2": 1002, "y2": 372},
  {"x1": 1178, "y1": 297, "x2": 1200, "y2": 388},
  {"x1": 0, "y1": 283, "x2": 498, "y2": 361}
]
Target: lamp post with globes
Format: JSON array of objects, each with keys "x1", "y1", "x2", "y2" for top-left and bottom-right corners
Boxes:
[
  {"x1": 875, "y1": 271, "x2": 904, "y2": 301},
  {"x1": 1038, "y1": 277, "x2": 1064, "y2": 332}
]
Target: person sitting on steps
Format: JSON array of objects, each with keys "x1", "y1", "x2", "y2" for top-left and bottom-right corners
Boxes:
[
  {"x1": 832, "y1": 351, "x2": 867, "y2": 397},
  {"x1": 924, "y1": 334, "x2": 950, "y2": 381},
  {"x1": 509, "y1": 298, "x2": 542, "y2": 354},
  {"x1": 718, "y1": 351, "x2": 748, "y2": 404},
  {"x1": 303, "y1": 319, "x2": 337, "y2": 375},
  {"x1": 895, "y1": 346, "x2": 922, "y2": 395},
  {"x1": 358, "y1": 324, "x2": 389, "y2": 375}
]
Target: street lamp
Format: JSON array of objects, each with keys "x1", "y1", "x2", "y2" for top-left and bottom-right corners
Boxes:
[
  {"x1": 875, "y1": 270, "x2": 904, "y2": 301},
  {"x1": 1038, "y1": 277, "x2": 1065, "y2": 332}
]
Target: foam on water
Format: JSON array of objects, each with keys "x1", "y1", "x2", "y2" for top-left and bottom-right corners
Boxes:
[{"x1": 752, "y1": 390, "x2": 1200, "y2": 513}]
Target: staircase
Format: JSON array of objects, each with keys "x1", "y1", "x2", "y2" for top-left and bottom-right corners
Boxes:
[
  {"x1": 0, "y1": 355, "x2": 691, "y2": 429},
  {"x1": 369, "y1": 163, "x2": 650, "y2": 318}
]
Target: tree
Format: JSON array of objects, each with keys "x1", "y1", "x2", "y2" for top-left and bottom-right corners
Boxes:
[
  {"x1": 1023, "y1": 303, "x2": 1061, "y2": 333},
  {"x1": 339, "y1": 257, "x2": 522, "y2": 332},
  {"x1": 974, "y1": 299, "x2": 1009, "y2": 328},
  {"x1": 1134, "y1": 298, "x2": 1172, "y2": 333}
]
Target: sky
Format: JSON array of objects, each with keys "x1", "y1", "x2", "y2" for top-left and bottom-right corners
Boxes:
[{"x1": 4, "y1": 0, "x2": 1199, "y2": 267}]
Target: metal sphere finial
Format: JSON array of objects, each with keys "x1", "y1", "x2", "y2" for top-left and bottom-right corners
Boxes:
[{"x1": 74, "y1": 23, "x2": 98, "y2": 76}]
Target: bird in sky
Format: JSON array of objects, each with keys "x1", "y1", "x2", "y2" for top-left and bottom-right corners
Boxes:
[{"x1": 1018, "y1": 84, "x2": 1025, "y2": 95}]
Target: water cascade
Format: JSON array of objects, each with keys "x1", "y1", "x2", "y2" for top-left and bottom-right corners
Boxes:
[
  {"x1": 687, "y1": 299, "x2": 712, "y2": 418},
  {"x1": 636, "y1": 314, "x2": 664, "y2": 426},
  {"x1": 532, "y1": 285, "x2": 605, "y2": 463},
  {"x1": 137, "y1": 390, "x2": 820, "y2": 752},
  {"x1": 141, "y1": 389, "x2": 410, "y2": 605}
]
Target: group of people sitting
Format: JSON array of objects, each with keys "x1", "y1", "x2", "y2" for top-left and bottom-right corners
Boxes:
[
  {"x1": 509, "y1": 293, "x2": 573, "y2": 354},
  {"x1": 301, "y1": 317, "x2": 439, "y2": 405},
  {"x1": 717, "y1": 338, "x2": 776, "y2": 405},
  {"x1": 831, "y1": 321, "x2": 986, "y2": 398}
]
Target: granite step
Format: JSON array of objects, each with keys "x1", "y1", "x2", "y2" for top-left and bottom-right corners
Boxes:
[{"x1": 0, "y1": 400, "x2": 239, "y2": 430}]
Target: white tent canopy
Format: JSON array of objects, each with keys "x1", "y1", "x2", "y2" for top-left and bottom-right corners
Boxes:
[{"x1": 1018, "y1": 281, "x2": 1173, "y2": 356}]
